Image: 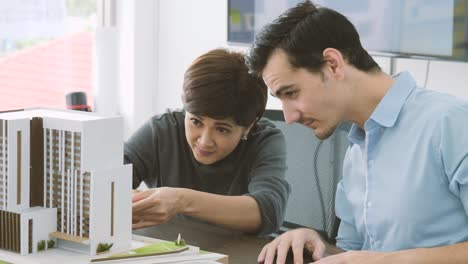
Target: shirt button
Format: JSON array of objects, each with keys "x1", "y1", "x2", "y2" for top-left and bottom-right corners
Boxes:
[
  {"x1": 367, "y1": 201, "x2": 372, "y2": 208},
  {"x1": 368, "y1": 160, "x2": 374, "y2": 166}
]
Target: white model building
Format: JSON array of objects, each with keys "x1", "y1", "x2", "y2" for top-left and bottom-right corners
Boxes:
[{"x1": 0, "y1": 108, "x2": 131, "y2": 256}]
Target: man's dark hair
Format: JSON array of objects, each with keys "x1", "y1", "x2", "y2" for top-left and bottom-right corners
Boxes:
[
  {"x1": 182, "y1": 48, "x2": 267, "y2": 127},
  {"x1": 246, "y1": 0, "x2": 380, "y2": 77}
]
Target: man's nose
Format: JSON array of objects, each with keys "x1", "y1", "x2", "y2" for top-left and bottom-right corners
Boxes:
[{"x1": 282, "y1": 104, "x2": 300, "y2": 124}]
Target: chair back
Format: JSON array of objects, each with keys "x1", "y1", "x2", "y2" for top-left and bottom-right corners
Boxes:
[{"x1": 264, "y1": 110, "x2": 350, "y2": 242}]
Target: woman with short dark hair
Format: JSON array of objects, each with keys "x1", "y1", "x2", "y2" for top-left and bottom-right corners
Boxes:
[{"x1": 126, "y1": 48, "x2": 290, "y2": 236}]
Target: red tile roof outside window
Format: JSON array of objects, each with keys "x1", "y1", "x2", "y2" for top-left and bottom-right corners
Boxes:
[{"x1": 0, "y1": 32, "x2": 93, "y2": 111}]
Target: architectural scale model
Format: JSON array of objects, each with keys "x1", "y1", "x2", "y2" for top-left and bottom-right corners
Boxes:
[{"x1": 0, "y1": 108, "x2": 132, "y2": 256}]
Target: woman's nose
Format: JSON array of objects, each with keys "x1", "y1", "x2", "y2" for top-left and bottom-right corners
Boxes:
[{"x1": 198, "y1": 129, "x2": 215, "y2": 146}]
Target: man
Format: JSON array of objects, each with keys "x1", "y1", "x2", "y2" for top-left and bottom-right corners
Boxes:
[{"x1": 246, "y1": 1, "x2": 468, "y2": 264}]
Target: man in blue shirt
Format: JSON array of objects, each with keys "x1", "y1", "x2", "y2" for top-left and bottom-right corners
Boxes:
[{"x1": 246, "y1": 1, "x2": 468, "y2": 264}]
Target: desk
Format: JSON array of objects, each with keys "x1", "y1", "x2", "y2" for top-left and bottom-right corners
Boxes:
[{"x1": 133, "y1": 217, "x2": 269, "y2": 264}]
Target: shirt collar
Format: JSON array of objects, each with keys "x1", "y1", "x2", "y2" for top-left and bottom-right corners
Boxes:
[
  {"x1": 348, "y1": 71, "x2": 416, "y2": 145},
  {"x1": 370, "y1": 71, "x2": 416, "y2": 128},
  {"x1": 348, "y1": 124, "x2": 365, "y2": 146}
]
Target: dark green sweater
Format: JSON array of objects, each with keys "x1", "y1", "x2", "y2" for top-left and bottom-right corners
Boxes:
[{"x1": 124, "y1": 110, "x2": 290, "y2": 236}]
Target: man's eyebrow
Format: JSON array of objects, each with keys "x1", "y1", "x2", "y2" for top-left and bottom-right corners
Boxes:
[{"x1": 273, "y1": 84, "x2": 294, "y2": 98}]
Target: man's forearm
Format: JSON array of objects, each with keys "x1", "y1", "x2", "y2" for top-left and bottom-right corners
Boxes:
[{"x1": 388, "y1": 241, "x2": 468, "y2": 263}]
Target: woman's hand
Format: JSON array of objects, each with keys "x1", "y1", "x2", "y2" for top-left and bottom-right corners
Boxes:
[
  {"x1": 258, "y1": 228, "x2": 328, "y2": 264},
  {"x1": 132, "y1": 187, "x2": 185, "y2": 229}
]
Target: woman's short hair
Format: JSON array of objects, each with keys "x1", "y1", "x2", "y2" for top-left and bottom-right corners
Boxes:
[{"x1": 182, "y1": 48, "x2": 268, "y2": 127}]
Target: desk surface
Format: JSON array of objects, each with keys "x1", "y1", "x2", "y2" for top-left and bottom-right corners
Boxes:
[{"x1": 133, "y1": 217, "x2": 269, "y2": 264}]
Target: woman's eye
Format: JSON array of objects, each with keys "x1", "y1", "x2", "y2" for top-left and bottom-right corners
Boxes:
[
  {"x1": 216, "y1": 127, "x2": 231, "y2": 134},
  {"x1": 191, "y1": 118, "x2": 201, "y2": 126}
]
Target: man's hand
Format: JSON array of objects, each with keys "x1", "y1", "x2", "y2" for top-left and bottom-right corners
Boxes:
[
  {"x1": 315, "y1": 250, "x2": 392, "y2": 264},
  {"x1": 132, "y1": 187, "x2": 185, "y2": 229},
  {"x1": 258, "y1": 228, "x2": 327, "y2": 264}
]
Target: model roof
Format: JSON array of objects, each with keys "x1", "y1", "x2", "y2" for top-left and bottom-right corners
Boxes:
[{"x1": 0, "y1": 108, "x2": 109, "y2": 121}]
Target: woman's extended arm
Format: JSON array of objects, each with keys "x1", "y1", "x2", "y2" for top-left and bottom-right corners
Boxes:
[{"x1": 132, "y1": 187, "x2": 262, "y2": 233}]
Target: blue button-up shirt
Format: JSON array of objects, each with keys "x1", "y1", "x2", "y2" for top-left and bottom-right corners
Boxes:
[{"x1": 335, "y1": 71, "x2": 468, "y2": 251}]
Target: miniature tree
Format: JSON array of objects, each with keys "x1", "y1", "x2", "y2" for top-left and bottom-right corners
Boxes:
[
  {"x1": 47, "y1": 239, "x2": 55, "y2": 249},
  {"x1": 96, "y1": 243, "x2": 113, "y2": 254},
  {"x1": 174, "y1": 238, "x2": 186, "y2": 246},
  {"x1": 174, "y1": 233, "x2": 186, "y2": 246},
  {"x1": 37, "y1": 240, "x2": 46, "y2": 251}
]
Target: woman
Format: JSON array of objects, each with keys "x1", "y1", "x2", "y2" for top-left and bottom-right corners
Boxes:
[{"x1": 125, "y1": 48, "x2": 289, "y2": 236}]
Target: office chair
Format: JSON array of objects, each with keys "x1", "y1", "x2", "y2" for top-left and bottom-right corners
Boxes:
[{"x1": 264, "y1": 110, "x2": 350, "y2": 243}]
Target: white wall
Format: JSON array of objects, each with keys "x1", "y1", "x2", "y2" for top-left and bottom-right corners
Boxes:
[
  {"x1": 120, "y1": 0, "x2": 468, "y2": 135},
  {"x1": 118, "y1": 0, "x2": 159, "y2": 138},
  {"x1": 395, "y1": 58, "x2": 468, "y2": 101},
  {"x1": 155, "y1": 0, "x2": 229, "y2": 114}
]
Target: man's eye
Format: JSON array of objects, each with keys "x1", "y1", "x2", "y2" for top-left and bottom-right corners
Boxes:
[{"x1": 285, "y1": 90, "x2": 297, "y2": 98}]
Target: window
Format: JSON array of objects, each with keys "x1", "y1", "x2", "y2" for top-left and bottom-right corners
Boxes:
[{"x1": 0, "y1": 0, "x2": 97, "y2": 111}]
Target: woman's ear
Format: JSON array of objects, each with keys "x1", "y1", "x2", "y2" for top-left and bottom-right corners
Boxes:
[
  {"x1": 322, "y1": 48, "x2": 345, "y2": 80},
  {"x1": 242, "y1": 122, "x2": 256, "y2": 139}
]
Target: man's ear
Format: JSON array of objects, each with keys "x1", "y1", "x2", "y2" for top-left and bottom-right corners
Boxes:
[{"x1": 322, "y1": 48, "x2": 345, "y2": 80}]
